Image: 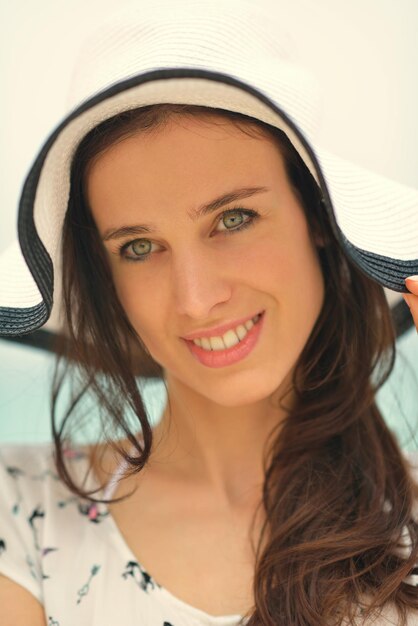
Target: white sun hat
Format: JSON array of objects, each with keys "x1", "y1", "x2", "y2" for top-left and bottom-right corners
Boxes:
[{"x1": 0, "y1": 0, "x2": 417, "y2": 338}]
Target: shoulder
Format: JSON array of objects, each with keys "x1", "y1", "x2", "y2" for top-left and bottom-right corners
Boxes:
[
  {"x1": 0, "y1": 441, "x2": 91, "y2": 502},
  {"x1": 0, "y1": 442, "x2": 59, "y2": 604},
  {"x1": 0, "y1": 439, "x2": 92, "y2": 535},
  {"x1": 0, "y1": 440, "x2": 94, "y2": 537},
  {"x1": 0, "y1": 441, "x2": 57, "y2": 509},
  {"x1": 0, "y1": 441, "x2": 101, "y2": 607}
]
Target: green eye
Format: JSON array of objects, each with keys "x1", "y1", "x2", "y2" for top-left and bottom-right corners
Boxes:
[
  {"x1": 118, "y1": 207, "x2": 260, "y2": 263},
  {"x1": 131, "y1": 240, "x2": 151, "y2": 256},
  {"x1": 221, "y1": 211, "x2": 245, "y2": 230},
  {"x1": 216, "y1": 207, "x2": 259, "y2": 235},
  {"x1": 120, "y1": 238, "x2": 154, "y2": 262}
]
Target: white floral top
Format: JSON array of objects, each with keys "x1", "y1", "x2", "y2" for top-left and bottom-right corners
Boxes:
[{"x1": 0, "y1": 442, "x2": 417, "y2": 626}]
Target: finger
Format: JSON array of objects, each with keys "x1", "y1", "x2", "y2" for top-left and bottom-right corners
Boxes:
[
  {"x1": 404, "y1": 277, "x2": 418, "y2": 332},
  {"x1": 405, "y1": 275, "x2": 418, "y2": 295}
]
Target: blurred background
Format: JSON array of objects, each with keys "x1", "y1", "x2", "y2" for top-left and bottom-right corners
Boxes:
[{"x1": 0, "y1": 0, "x2": 417, "y2": 447}]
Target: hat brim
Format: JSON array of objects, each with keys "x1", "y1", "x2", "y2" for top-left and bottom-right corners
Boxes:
[{"x1": 0, "y1": 69, "x2": 417, "y2": 337}]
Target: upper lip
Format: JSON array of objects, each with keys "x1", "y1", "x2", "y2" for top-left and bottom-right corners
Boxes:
[{"x1": 181, "y1": 311, "x2": 264, "y2": 341}]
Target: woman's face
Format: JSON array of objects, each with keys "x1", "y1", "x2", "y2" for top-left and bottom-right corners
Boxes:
[{"x1": 86, "y1": 115, "x2": 325, "y2": 407}]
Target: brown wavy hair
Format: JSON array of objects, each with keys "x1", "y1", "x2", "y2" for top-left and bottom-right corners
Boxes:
[{"x1": 51, "y1": 103, "x2": 418, "y2": 625}]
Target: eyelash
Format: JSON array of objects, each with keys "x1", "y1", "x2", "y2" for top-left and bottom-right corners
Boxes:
[{"x1": 117, "y1": 207, "x2": 260, "y2": 263}]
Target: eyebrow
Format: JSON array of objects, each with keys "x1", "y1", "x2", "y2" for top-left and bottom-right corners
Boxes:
[{"x1": 102, "y1": 185, "x2": 269, "y2": 241}]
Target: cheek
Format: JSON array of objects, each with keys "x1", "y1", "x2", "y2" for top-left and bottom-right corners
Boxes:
[
  {"x1": 111, "y1": 269, "x2": 161, "y2": 337},
  {"x1": 253, "y1": 217, "x2": 324, "y2": 333},
  {"x1": 115, "y1": 277, "x2": 169, "y2": 364},
  {"x1": 275, "y1": 228, "x2": 325, "y2": 337}
]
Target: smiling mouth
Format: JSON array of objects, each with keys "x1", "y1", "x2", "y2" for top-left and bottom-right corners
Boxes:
[
  {"x1": 186, "y1": 310, "x2": 264, "y2": 351},
  {"x1": 183, "y1": 309, "x2": 266, "y2": 368}
]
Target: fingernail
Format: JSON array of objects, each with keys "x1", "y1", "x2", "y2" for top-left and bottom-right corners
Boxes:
[{"x1": 406, "y1": 275, "x2": 418, "y2": 283}]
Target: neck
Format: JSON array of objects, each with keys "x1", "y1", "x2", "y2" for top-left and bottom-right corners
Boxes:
[{"x1": 148, "y1": 370, "x2": 293, "y2": 509}]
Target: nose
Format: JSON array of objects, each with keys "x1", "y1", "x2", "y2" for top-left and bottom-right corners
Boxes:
[{"x1": 170, "y1": 248, "x2": 232, "y2": 320}]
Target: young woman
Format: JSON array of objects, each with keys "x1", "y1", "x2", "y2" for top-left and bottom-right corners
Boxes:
[{"x1": 0, "y1": 3, "x2": 417, "y2": 625}]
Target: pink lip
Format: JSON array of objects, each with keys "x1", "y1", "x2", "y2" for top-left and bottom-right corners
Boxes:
[
  {"x1": 181, "y1": 310, "x2": 263, "y2": 340},
  {"x1": 182, "y1": 311, "x2": 265, "y2": 368}
]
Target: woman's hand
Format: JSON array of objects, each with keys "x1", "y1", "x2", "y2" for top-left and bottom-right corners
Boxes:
[{"x1": 403, "y1": 276, "x2": 418, "y2": 332}]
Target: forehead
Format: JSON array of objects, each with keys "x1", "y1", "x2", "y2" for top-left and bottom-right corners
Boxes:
[
  {"x1": 85, "y1": 114, "x2": 287, "y2": 221},
  {"x1": 87, "y1": 113, "x2": 284, "y2": 179}
]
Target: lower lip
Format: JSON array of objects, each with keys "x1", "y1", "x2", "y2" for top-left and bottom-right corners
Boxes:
[{"x1": 182, "y1": 311, "x2": 265, "y2": 368}]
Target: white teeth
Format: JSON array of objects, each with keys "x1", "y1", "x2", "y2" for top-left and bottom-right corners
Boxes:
[
  {"x1": 235, "y1": 324, "x2": 247, "y2": 340},
  {"x1": 201, "y1": 337, "x2": 211, "y2": 350},
  {"x1": 221, "y1": 329, "x2": 241, "y2": 349},
  {"x1": 191, "y1": 312, "x2": 263, "y2": 351},
  {"x1": 209, "y1": 336, "x2": 226, "y2": 351},
  {"x1": 244, "y1": 319, "x2": 254, "y2": 331}
]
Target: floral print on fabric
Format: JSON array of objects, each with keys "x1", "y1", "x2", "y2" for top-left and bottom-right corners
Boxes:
[
  {"x1": 0, "y1": 442, "x2": 244, "y2": 625},
  {"x1": 0, "y1": 442, "x2": 416, "y2": 626}
]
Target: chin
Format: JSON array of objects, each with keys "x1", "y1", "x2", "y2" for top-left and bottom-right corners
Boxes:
[{"x1": 200, "y1": 372, "x2": 290, "y2": 408}]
